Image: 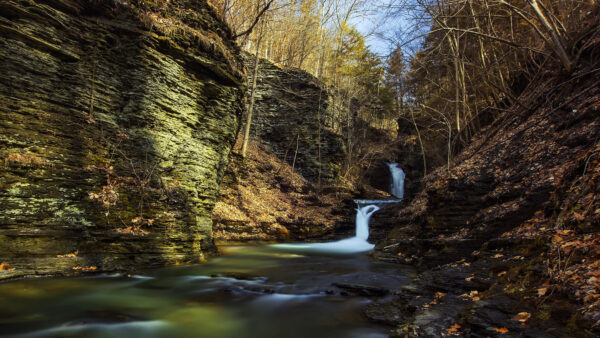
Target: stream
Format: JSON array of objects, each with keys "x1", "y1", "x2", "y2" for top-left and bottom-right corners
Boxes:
[
  {"x1": 0, "y1": 246, "x2": 414, "y2": 338},
  {"x1": 0, "y1": 163, "x2": 410, "y2": 338}
]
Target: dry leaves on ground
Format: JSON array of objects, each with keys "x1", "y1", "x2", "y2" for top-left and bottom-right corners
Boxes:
[
  {"x1": 72, "y1": 266, "x2": 97, "y2": 272},
  {"x1": 512, "y1": 312, "x2": 531, "y2": 323},
  {"x1": 447, "y1": 323, "x2": 461, "y2": 335},
  {"x1": 0, "y1": 262, "x2": 15, "y2": 271}
]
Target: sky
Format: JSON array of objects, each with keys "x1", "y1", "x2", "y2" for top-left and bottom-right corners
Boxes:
[{"x1": 349, "y1": 1, "x2": 427, "y2": 59}]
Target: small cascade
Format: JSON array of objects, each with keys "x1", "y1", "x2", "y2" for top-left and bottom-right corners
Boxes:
[
  {"x1": 270, "y1": 204, "x2": 380, "y2": 254},
  {"x1": 355, "y1": 204, "x2": 380, "y2": 241},
  {"x1": 386, "y1": 162, "x2": 406, "y2": 199},
  {"x1": 270, "y1": 164, "x2": 404, "y2": 255}
]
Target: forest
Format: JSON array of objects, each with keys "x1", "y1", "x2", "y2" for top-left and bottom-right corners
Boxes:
[
  {"x1": 0, "y1": 0, "x2": 599, "y2": 336},
  {"x1": 210, "y1": 0, "x2": 598, "y2": 178}
]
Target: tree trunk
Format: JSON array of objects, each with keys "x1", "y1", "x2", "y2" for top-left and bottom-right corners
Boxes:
[
  {"x1": 241, "y1": 24, "x2": 265, "y2": 158},
  {"x1": 410, "y1": 109, "x2": 427, "y2": 177}
]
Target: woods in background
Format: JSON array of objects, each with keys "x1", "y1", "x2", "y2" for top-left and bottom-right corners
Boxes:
[
  {"x1": 208, "y1": 0, "x2": 599, "y2": 181},
  {"x1": 209, "y1": 0, "x2": 396, "y2": 182},
  {"x1": 386, "y1": 0, "x2": 598, "y2": 172}
]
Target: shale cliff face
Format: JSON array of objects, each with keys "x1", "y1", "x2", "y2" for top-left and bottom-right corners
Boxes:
[
  {"x1": 243, "y1": 54, "x2": 345, "y2": 184},
  {"x1": 370, "y1": 59, "x2": 600, "y2": 335},
  {"x1": 0, "y1": 0, "x2": 245, "y2": 278},
  {"x1": 212, "y1": 55, "x2": 350, "y2": 241}
]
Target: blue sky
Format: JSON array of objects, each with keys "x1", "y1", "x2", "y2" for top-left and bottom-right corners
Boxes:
[{"x1": 350, "y1": 1, "x2": 427, "y2": 59}]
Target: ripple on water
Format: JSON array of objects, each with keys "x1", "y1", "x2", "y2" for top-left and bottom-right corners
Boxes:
[
  {"x1": 12, "y1": 320, "x2": 170, "y2": 338},
  {"x1": 0, "y1": 245, "x2": 413, "y2": 338}
]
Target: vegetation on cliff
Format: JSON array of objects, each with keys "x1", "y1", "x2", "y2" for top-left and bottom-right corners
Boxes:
[{"x1": 0, "y1": 0, "x2": 244, "y2": 278}]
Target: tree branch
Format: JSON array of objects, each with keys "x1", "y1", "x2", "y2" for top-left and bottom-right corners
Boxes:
[{"x1": 232, "y1": 0, "x2": 274, "y2": 40}]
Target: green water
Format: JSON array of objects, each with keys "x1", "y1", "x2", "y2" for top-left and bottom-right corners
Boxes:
[{"x1": 0, "y1": 246, "x2": 413, "y2": 338}]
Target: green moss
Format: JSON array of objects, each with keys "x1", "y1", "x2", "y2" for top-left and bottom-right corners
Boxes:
[{"x1": 0, "y1": 0, "x2": 245, "y2": 276}]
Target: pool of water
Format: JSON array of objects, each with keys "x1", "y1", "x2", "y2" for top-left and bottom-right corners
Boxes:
[{"x1": 0, "y1": 245, "x2": 414, "y2": 338}]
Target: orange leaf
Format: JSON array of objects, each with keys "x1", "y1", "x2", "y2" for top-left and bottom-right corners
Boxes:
[
  {"x1": 0, "y1": 262, "x2": 15, "y2": 272},
  {"x1": 435, "y1": 292, "x2": 446, "y2": 299},
  {"x1": 493, "y1": 327, "x2": 510, "y2": 334},
  {"x1": 537, "y1": 287, "x2": 548, "y2": 297},
  {"x1": 447, "y1": 323, "x2": 461, "y2": 333},
  {"x1": 574, "y1": 212, "x2": 585, "y2": 221}
]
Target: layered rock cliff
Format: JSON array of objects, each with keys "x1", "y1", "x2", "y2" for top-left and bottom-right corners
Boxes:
[
  {"x1": 370, "y1": 51, "x2": 600, "y2": 334},
  {"x1": 242, "y1": 53, "x2": 345, "y2": 184},
  {"x1": 212, "y1": 55, "x2": 351, "y2": 241},
  {"x1": 0, "y1": 0, "x2": 245, "y2": 279}
]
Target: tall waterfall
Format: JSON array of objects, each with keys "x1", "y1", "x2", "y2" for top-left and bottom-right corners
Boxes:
[{"x1": 386, "y1": 162, "x2": 405, "y2": 199}]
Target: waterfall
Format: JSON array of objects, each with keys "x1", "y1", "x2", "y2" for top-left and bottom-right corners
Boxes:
[
  {"x1": 270, "y1": 204, "x2": 381, "y2": 254},
  {"x1": 386, "y1": 162, "x2": 405, "y2": 199},
  {"x1": 355, "y1": 204, "x2": 380, "y2": 241},
  {"x1": 269, "y1": 165, "x2": 404, "y2": 255}
]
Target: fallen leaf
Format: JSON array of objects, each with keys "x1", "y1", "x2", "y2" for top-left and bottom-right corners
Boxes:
[
  {"x1": 574, "y1": 212, "x2": 585, "y2": 221},
  {"x1": 57, "y1": 250, "x2": 79, "y2": 258},
  {"x1": 493, "y1": 327, "x2": 510, "y2": 334},
  {"x1": 72, "y1": 266, "x2": 97, "y2": 272},
  {"x1": 0, "y1": 262, "x2": 15, "y2": 271},
  {"x1": 447, "y1": 323, "x2": 461, "y2": 334},
  {"x1": 537, "y1": 287, "x2": 548, "y2": 296},
  {"x1": 435, "y1": 292, "x2": 446, "y2": 299},
  {"x1": 512, "y1": 312, "x2": 531, "y2": 323},
  {"x1": 493, "y1": 254, "x2": 504, "y2": 258},
  {"x1": 498, "y1": 271, "x2": 507, "y2": 277},
  {"x1": 465, "y1": 275, "x2": 474, "y2": 281}
]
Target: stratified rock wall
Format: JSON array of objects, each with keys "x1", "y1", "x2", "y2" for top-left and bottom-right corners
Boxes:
[
  {"x1": 0, "y1": 0, "x2": 245, "y2": 278},
  {"x1": 371, "y1": 54, "x2": 600, "y2": 335},
  {"x1": 244, "y1": 53, "x2": 345, "y2": 184}
]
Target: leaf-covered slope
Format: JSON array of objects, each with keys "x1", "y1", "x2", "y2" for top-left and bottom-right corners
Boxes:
[{"x1": 375, "y1": 54, "x2": 600, "y2": 333}]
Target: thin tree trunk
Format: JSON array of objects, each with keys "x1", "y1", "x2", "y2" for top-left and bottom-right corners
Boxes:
[
  {"x1": 241, "y1": 24, "x2": 265, "y2": 158},
  {"x1": 292, "y1": 133, "x2": 300, "y2": 171},
  {"x1": 410, "y1": 109, "x2": 427, "y2": 177},
  {"x1": 528, "y1": 0, "x2": 572, "y2": 71}
]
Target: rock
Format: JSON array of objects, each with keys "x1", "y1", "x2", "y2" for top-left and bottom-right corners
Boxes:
[
  {"x1": 212, "y1": 53, "x2": 355, "y2": 241},
  {"x1": 0, "y1": 0, "x2": 245, "y2": 279},
  {"x1": 242, "y1": 53, "x2": 345, "y2": 184},
  {"x1": 332, "y1": 282, "x2": 390, "y2": 297}
]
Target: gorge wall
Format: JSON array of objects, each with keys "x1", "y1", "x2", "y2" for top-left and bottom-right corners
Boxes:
[
  {"x1": 370, "y1": 54, "x2": 600, "y2": 335},
  {"x1": 0, "y1": 0, "x2": 245, "y2": 279},
  {"x1": 212, "y1": 55, "x2": 352, "y2": 242},
  {"x1": 242, "y1": 53, "x2": 345, "y2": 184}
]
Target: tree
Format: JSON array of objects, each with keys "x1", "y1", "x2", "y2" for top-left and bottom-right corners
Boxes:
[{"x1": 241, "y1": 21, "x2": 266, "y2": 158}]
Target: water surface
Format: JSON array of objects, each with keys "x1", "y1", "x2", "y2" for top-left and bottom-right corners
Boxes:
[{"x1": 0, "y1": 246, "x2": 413, "y2": 338}]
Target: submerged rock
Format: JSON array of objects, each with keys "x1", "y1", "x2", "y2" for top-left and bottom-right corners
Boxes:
[
  {"x1": 0, "y1": 0, "x2": 245, "y2": 278},
  {"x1": 332, "y1": 283, "x2": 390, "y2": 297}
]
